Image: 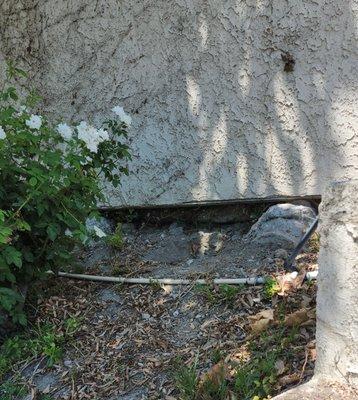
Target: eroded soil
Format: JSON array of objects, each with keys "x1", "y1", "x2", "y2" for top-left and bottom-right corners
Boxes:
[{"x1": 3, "y1": 221, "x2": 319, "y2": 399}]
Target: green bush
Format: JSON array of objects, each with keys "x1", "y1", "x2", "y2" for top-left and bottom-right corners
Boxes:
[{"x1": 0, "y1": 61, "x2": 131, "y2": 324}]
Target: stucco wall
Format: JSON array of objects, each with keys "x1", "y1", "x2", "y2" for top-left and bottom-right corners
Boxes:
[
  {"x1": 1, "y1": 1, "x2": 357, "y2": 207},
  {"x1": 315, "y1": 180, "x2": 358, "y2": 386}
]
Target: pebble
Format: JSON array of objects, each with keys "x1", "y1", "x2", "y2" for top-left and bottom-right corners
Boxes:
[
  {"x1": 142, "y1": 313, "x2": 150, "y2": 320},
  {"x1": 64, "y1": 360, "x2": 74, "y2": 368}
]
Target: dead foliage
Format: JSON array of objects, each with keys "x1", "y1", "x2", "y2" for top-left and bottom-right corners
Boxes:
[{"x1": 3, "y1": 242, "x2": 319, "y2": 400}]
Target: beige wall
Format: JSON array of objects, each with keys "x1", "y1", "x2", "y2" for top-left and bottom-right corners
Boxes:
[
  {"x1": 315, "y1": 180, "x2": 358, "y2": 386},
  {"x1": 1, "y1": 1, "x2": 357, "y2": 207}
]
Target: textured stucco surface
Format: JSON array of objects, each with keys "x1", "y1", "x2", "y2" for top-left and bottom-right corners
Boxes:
[
  {"x1": 0, "y1": 1, "x2": 357, "y2": 207},
  {"x1": 273, "y1": 180, "x2": 358, "y2": 399},
  {"x1": 315, "y1": 180, "x2": 358, "y2": 387}
]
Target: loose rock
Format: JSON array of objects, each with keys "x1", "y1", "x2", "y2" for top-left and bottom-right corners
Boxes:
[{"x1": 244, "y1": 203, "x2": 316, "y2": 249}]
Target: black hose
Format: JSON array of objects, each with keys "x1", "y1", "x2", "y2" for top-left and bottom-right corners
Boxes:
[{"x1": 284, "y1": 217, "x2": 319, "y2": 271}]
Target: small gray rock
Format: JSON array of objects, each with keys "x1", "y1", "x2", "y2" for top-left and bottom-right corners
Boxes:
[
  {"x1": 64, "y1": 359, "x2": 74, "y2": 368},
  {"x1": 121, "y1": 223, "x2": 136, "y2": 235},
  {"x1": 86, "y1": 216, "x2": 114, "y2": 235},
  {"x1": 169, "y1": 222, "x2": 184, "y2": 236},
  {"x1": 110, "y1": 388, "x2": 149, "y2": 400},
  {"x1": 264, "y1": 257, "x2": 275, "y2": 265},
  {"x1": 33, "y1": 373, "x2": 58, "y2": 392},
  {"x1": 98, "y1": 289, "x2": 121, "y2": 303},
  {"x1": 274, "y1": 248, "x2": 289, "y2": 260}
]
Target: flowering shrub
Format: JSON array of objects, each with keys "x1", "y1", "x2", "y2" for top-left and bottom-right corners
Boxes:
[{"x1": 0, "y1": 62, "x2": 131, "y2": 324}]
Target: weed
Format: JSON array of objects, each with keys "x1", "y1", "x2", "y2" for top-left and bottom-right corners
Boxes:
[
  {"x1": 210, "y1": 348, "x2": 224, "y2": 364},
  {"x1": 149, "y1": 279, "x2": 163, "y2": 292},
  {"x1": 124, "y1": 208, "x2": 137, "y2": 223},
  {"x1": 234, "y1": 347, "x2": 279, "y2": 399},
  {"x1": 0, "y1": 323, "x2": 66, "y2": 379},
  {"x1": 64, "y1": 316, "x2": 81, "y2": 336},
  {"x1": 115, "y1": 361, "x2": 126, "y2": 375},
  {"x1": 115, "y1": 283, "x2": 124, "y2": 292},
  {"x1": 263, "y1": 277, "x2": 280, "y2": 299},
  {"x1": 195, "y1": 284, "x2": 217, "y2": 304},
  {"x1": 0, "y1": 381, "x2": 26, "y2": 400},
  {"x1": 39, "y1": 395, "x2": 55, "y2": 400},
  {"x1": 195, "y1": 284, "x2": 242, "y2": 306},
  {"x1": 218, "y1": 284, "x2": 242, "y2": 303},
  {"x1": 111, "y1": 261, "x2": 124, "y2": 276},
  {"x1": 173, "y1": 357, "x2": 199, "y2": 400},
  {"x1": 107, "y1": 223, "x2": 124, "y2": 249},
  {"x1": 234, "y1": 326, "x2": 299, "y2": 399},
  {"x1": 71, "y1": 263, "x2": 85, "y2": 274},
  {"x1": 199, "y1": 376, "x2": 228, "y2": 400}
]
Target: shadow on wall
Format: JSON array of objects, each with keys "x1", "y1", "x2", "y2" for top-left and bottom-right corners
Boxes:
[
  {"x1": 181, "y1": 0, "x2": 357, "y2": 203},
  {"x1": 0, "y1": 0, "x2": 357, "y2": 206}
]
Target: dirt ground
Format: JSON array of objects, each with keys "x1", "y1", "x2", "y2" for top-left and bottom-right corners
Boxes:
[{"x1": 4, "y1": 219, "x2": 319, "y2": 399}]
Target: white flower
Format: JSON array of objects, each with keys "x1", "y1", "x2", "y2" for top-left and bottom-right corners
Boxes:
[
  {"x1": 97, "y1": 128, "x2": 109, "y2": 142},
  {"x1": 18, "y1": 105, "x2": 28, "y2": 115},
  {"x1": 93, "y1": 226, "x2": 106, "y2": 238},
  {"x1": 77, "y1": 121, "x2": 88, "y2": 137},
  {"x1": 57, "y1": 123, "x2": 73, "y2": 140},
  {"x1": 112, "y1": 106, "x2": 125, "y2": 116},
  {"x1": 80, "y1": 156, "x2": 92, "y2": 165},
  {"x1": 25, "y1": 114, "x2": 42, "y2": 130},
  {"x1": 64, "y1": 228, "x2": 73, "y2": 237},
  {"x1": 0, "y1": 126, "x2": 6, "y2": 140},
  {"x1": 121, "y1": 113, "x2": 132, "y2": 126},
  {"x1": 112, "y1": 105, "x2": 132, "y2": 126},
  {"x1": 76, "y1": 121, "x2": 109, "y2": 153},
  {"x1": 86, "y1": 126, "x2": 101, "y2": 153}
]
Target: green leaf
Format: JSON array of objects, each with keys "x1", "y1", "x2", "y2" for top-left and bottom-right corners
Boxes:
[
  {"x1": 29, "y1": 177, "x2": 37, "y2": 187},
  {"x1": 46, "y1": 224, "x2": 59, "y2": 241},
  {"x1": 13, "y1": 312, "x2": 27, "y2": 326},
  {"x1": 23, "y1": 249, "x2": 34, "y2": 262},
  {"x1": 0, "y1": 225, "x2": 12, "y2": 244},
  {"x1": 0, "y1": 287, "x2": 22, "y2": 311},
  {"x1": 14, "y1": 219, "x2": 31, "y2": 232},
  {"x1": 2, "y1": 246, "x2": 22, "y2": 268}
]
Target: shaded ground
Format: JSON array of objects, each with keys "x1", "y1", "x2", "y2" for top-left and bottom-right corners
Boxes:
[
  {"x1": 1, "y1": 220, "x2": 319, "y2": 399},
  {"x1": 81, "y1": 221, "x2": 302, "y2": 279}
]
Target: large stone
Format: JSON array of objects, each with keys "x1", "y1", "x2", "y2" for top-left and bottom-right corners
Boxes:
[{"x1": 244, "y1": 203, "x2": 316, "y2": 248}]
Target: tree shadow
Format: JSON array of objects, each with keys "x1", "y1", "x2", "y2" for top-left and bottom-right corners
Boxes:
[{"x1": 179, "y1": 0, "x2": 357, "y2": 204}]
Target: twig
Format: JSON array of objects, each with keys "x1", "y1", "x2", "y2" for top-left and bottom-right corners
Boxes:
[{"x1": 299, "y1": 347, "x2": 309, "y2": 382}]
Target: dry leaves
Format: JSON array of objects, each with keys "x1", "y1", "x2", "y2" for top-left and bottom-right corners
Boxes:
[
  {"x1": 248, "y1": 309, "x2": 274, "y2": 334},
  {"x1": 284, "y1": 308, "x2": 316, "y2": 327},
  {"x1": 275, "y1": 360, "x2": 286, "y2": 376},
  {"x1": 198, "y1": 362, "x2": 230, "y2": 394},
  {"x1": 17, "y1": 237, "x2": 319, "y2": 400},
  {"x1": 276, "y1": 270, "x2": 306, "y2": 295}
]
